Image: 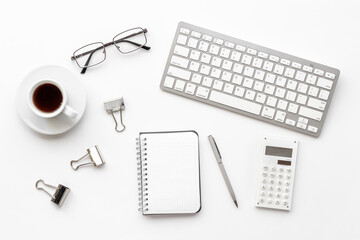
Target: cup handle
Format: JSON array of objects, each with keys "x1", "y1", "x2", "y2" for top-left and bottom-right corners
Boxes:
[{"x1": 63, "y1": 105, "x2": 78, "y2": 119}]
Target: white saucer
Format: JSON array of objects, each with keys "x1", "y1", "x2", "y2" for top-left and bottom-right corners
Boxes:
[{"x1": 16, "y1": 65, "x2": 87, "y2": 135}]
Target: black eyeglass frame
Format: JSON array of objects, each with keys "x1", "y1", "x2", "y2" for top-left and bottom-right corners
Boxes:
[{"x1": 71, "y1": 27, "x2": 150, "y2": 74}]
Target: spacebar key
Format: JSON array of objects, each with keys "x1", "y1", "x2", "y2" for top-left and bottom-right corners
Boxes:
[{"x1": 209, "y1": 91, "x2": 262, "y2": 115}]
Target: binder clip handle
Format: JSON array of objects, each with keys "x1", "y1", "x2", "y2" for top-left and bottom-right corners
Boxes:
[
  {"x1": 35, "y1": 179, "x2": 70, "y2": 207},
  {"x1": 104, "y1": 97, "x2": 126, "y2": 133},
  {"x1": 70, "y1": 145, "x2": 105, "y2": 171}
]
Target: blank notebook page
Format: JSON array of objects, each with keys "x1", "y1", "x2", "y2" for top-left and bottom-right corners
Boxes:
[{"x1": 141, "y1": 131, "x2": 200, "y2": 214}]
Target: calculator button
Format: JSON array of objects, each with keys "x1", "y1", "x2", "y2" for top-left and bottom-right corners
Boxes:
[
  {"x1": 262, "y1": 172, "x2": 267, "y2": 177},
  {"x1": 268, "y1": 193, "x2": 273, "y2": 197},
  {"x1": 270, "y1": 173, "x2": 275, "y2": 178},
  {"x1": 263, "y1": 166, "x2": 268, "y2": 171},
  {"x1": 278, "y1": 181, "x2": 282, "y2": 185},
  {"x1": 283, "y1": 201, "x2": 288, "y2": 206},
  {"x1": 279, "y1": 168, "x2": 284, "y2": 172},
  {"x1": 285, "y1": 181, "x2": 290, "y2": 186},
  {"x1": 275, "y1": 200, "x2": 280, "y2": 205},
  {"x1": 277, "y1": 187, "x2": 282, "y2": 192},
  {"x1": 271, "y1": 167, "x2": 276, "y2": 171},
  {"x1": 287, "y1": 168, "x2": 292, "y2": 173},
  {"x1": 261, "y1": 185, "x2": 266, "y2": 190},
  {"x1": 278, "y1": 174, "x2": 283, "y2": 179},
  {"x1": 260, "y1": 198, "x2": 265, "y2": 203},
  {"x1": 269, "y1": 186, "x2": 274, "y2": 191},
  {"x1": 286, "y1": 175, "x2": 291, "y2": 179},
  {"x1": 285, "y1": 187, "x2": 289, "y2": 192},
  {"x1": 284, "y1": 194, "x2": 289, "y2": 199},
  {"x1": 267, "y1": 199, "x2": 273, "y2": 204},
  {"x1": 276, "y1": 193, "x2": 281, "y2": 198},
  {"x1": 262, "y1": 179, "x2": 267, "y2": 183},
  {"x1": 261, "y1": 191, "x2": 265, "y2": 196},
  {"x1": 270, "y1": 180, "x2": 275, "y2": 184}
]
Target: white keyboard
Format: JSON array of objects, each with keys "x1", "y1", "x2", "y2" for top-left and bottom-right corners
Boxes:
[{"x1": 160, "y1": 22, "x2": 340, "y2": 137}]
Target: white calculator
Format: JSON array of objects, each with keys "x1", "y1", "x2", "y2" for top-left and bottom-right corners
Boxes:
[{"x1": 255, "y1": 137, "x2": 298, "y2": 211}]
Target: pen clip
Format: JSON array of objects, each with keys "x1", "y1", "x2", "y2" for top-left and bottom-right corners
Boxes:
[{"x1": 208, "y1": 135, "x2": 222, "y2": 162}]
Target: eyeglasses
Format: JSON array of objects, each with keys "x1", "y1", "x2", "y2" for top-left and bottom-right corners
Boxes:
[{"x1": 71, "y1": 27, "x2": 150, "y2": 74}]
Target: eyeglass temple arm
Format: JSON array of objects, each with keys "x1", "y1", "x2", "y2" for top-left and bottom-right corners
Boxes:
[{"x1": 80, "y1": 46, "x2": 102, "y2": 74}]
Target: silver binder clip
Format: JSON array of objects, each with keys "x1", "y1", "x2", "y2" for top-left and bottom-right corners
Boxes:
[
  {"x1": 70, "y1": 145, "x2": 105, "y2": 170},
  {"x1": 104, "y1": 97, "x2": 126, "y2": 132},
  {"x1": 35, "y1": 179, "x2": 70, "y2": 207}
]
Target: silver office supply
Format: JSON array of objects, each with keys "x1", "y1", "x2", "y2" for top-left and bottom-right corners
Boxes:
[
  {"x1": 160, "y1": 22, "x2": 340, "y2": 137},
  {"x1": 104, "y1": 97, "x2": 126, "y2": 132},
  {"x1": 35, "y1": 179, "x2": 70, "y2": 207},
  {"x1": 70, "y1": 145, "x2": 105, "y2": 170},
  {"x1": 208, "y1": 135, "x2": 238, "y2": 208}
]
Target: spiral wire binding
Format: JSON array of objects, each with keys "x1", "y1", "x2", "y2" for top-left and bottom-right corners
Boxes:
[{"x1": 136, "y1": 137, "x2": 148, "y2": 213}]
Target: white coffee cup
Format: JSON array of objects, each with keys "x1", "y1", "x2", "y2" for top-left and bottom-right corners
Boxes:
[{"x1": 28, "y1": 79, "x2": 78, "y2": 119}]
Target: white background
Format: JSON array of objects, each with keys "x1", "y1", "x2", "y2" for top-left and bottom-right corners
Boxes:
[{"x1": 1, "y1": 0, "x2": 359, "y2": 239}]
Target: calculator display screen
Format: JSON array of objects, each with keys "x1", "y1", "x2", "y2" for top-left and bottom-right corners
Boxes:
[
  {"x1": 265, "y1": 146, "x2": 292, "y2": 158},
  {"x1": 277, "y1": 160, "x2": 292, "y2": 166}
]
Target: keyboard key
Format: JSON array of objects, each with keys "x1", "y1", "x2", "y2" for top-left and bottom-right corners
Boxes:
[
  {"x1": 308, "y1": 86, "x2": 319, "y2": 97},
  {"x1": 325, "y1": 72, "x2": 336, "y2": 79},
  {"x1": 198, "y1": 41, "x2": 209, "y2": 51},
  {"x1": 202, "y1": 34, "x2": 212, "y2": 41},
  {"x1": 225, "y1": 41, "x2": 235, "y2": 48},
  {"x1": 286, "y1": 91, "x2": 297, "y2": 101},
  {"x1": 190, "y1": 50, "x2": 201, "y2": 60},
  {"x1": 233, "y1": 63, "x2": 244, "y2": 74},
  {"x1": 284, "y1": 68, "x2": 295, "y2": 78},
  {"x1": 266, "y1": 96, "x2": 277, "y2": 107},
  {"x1": 261, "y1": 106, "x2": 275, "y2": 119},
  {"x1": 171, "y1": 55, "x2": 189, "y2": 68},
  {"x1": 245, "y1": 90, "x2": 255, "y2": 100},
  {"x1": 244, "y1": 66, "x2": 255, "y2": 77},
  {"x1": 275, "y1": 88, "x2": 286, "y2": 98},
  {"x1": 241, "y1": 55, "x2": 252, "y2": 65},
  {"x1": 188, "y1": 38, "x2": 198, "y2": 48},
  {"x1": 196, "y1": 86, "x2": 210, "y2": 99},
  {"x1": 297, "y1": 122, "x2": 307, "y2": 129},
  {"x1": 209, "y1": 44, "x2": 220, "y2": 55},
  {"x1": 213, "y1": 80, "x2": 224, "y2": 90},
  {"x1": 303, "y1": 65, "x2": 313, "y2": 72},
  {"x1": 296, "y1": 94, "x2": 307, "y2": 105},
  {"x1": 307, "y1": 98, "x2": 326, "y2": 110},
  {"x1": 230, "y1": 51, "x2": 242, "y2": 61},
  {"x1": 317, "y1": 77, "x2": 333, "y2": 90},
  {"x1": 319, "y1": 89, "x2": 330, "y2": 100},
  {"x1": 177, "y1": 35, "x2": 187, "y2": 45},
  {"x1": 280, "y1": 59, "x2": 290, "y2": 65},
  {"x1": 224, "y1": 83, "x2": 235, "y2": 94},
  {"x1": 299, "y1": 106, "x2": 323, "y2": 121},
  {"x1": 254, "y1": 70, "x2": 265, "y2": 80},
  {"x1": 211, "y1": 68, "x2": 221, "y2": 78},
  {"x1": 189, "y1": 61, "x2": 200, "y2": 71},
  {"x1": 222, "y1": 60, "x2": 233, "y2": 70},
  {"x1": 220, "y1": 48, "x2": 231, "y2": 58},
  {"x1": 305, "y1": 75, "x2": 317, "y2": 86},
  {"x1": 232, "y1": 75, "x2": 243, "y2": 85},
  {"x1": 285, "y1": 119, "x2": 296, "y2": 126},
  {"x1": 277, "y1": 100, "x2": 288, "y2": 110},
  {"x1": 174, "y1": 80, "x2": 185, "y2": 91},
  {"x1": 274, "y1": 64, "x2": 284, "y2": 75},
  {"x1": 180, "y1": 28, "x2": 190, "y2": 34},
  {"x1": 297, "y1": 83, "x2": 308, "y2": 94},
  {"x1": 256, "y1": 93, "x2": 266, "y2": 103},
  {"x1": 286, "y1": 79, "x2": 297, "y2": 90},
  {"x1": 221, "y1": 71, "x2": 232, "y2": 82},
  {"x1": 265, "y1": 73, "x2": 276, "y2": 83},
  {"x1": 291, "y1": 62, "x2": 302, "y2": 69},
  {"x1": 202, "y1": 77, "x2": 213, "y2": 87},
  {"x1": 214, "y1": 38, "x2": 224, "y2": 45},
  {"x1": 298, "y1": 117, "x2": 308, "y2": 124},
  {"x1": 164, "y1": 76, "x2": 175, "y2": 88},
  {"x1": 211, "y1": 57, "x2": 222, "y2": 67},
  {"x1": 191, "y1": 73, "x2": 202, "y2": 84},
  {"x1": 209, "y1": 90, "x2": 262, "y2": 115},
  {"x1": 236, "y1": 45, "x2": 246, "y2": 52},
  {"x1": 200, "y1": 53, "x2": 211, "y2": 64},
  {"x1": 258, "y1": 52, "x2": 268, "y2": 59},
  {"x1": 243, "y1": 78, "x2": 254, "y2": 88},
  {"x1": 275, "y1": 111, "x2": 286, "y2": 122},
  {"x1": 200, "y1": 65, "x2": 211, "y2": 75},
  {"x1": 247, "y1": 48, "x2": 257, "y2": 55},
  {"x1": 264, "y1": 84, "x2": 275, "y2": 95},
  {"x1": 295, "y1": 71, "x2": 306, "y2": 81},
  {"x1": 191, "y1": 31, "x2": 201, "y2": 38},
  {"x1": 185, "y1": 83, "x2": 196, "y2": 95},
  {"x1": 252, "y1": 58, "x2": 263, "y2": 68},
  {"x1": 308, "y1": 125, "x2": 318, "y2": 133},
  {"x1": 174, "y1": 45, "x2": 189, "y2": 57},
  {"x1": 263, "y1": 61, "x2": 274, "y2": 72},
  {"x1": 288, "y1": 103, "x2": 299, "y2": 114},
  {"x1": 168, "y1": 66, "x2": 191, "y2": 80},
  {"x1": 269, "y1": 55, "x2": 279, "y2": 62},
  {"x1": 276, "y1": 77, "x2": 287, "y2": 87},
  {"x1": 234, "y1": 86, "x2": 245, "y2": 97},
  {"x1": 314, "y1": 69, "x2": 324, "y2": 76},
  {"x1": 254, "y1": 81, "x2": 264, "y2": 91}
]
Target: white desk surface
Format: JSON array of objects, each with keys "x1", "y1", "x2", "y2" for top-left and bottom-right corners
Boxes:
[{"x1": 1, "y1": 0, "x2": 359, "y2": 239}]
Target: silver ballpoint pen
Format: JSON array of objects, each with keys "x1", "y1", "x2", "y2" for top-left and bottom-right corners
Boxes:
[{"x1": 208, "y1": 135, "x2": 238, "y2": 208}]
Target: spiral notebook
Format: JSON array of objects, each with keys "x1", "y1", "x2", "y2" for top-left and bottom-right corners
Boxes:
[{"x1": 136, "y1": 130, "x2": 201, "y2": 215}]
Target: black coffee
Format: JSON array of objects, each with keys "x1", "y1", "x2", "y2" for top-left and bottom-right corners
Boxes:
[{"x1": 33, "y1": 83, "x2": 63, "y2": 113}]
